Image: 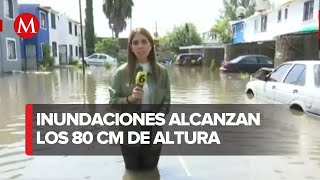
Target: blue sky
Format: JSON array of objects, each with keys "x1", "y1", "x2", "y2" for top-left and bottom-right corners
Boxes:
[{"x1": 17, "y1": 0, "x2": 278, "y2": 38}]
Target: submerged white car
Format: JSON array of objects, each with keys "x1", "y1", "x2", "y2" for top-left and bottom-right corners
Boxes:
[
  {"x1": 245, "y1": 60, "x2": 320, "y2": 116},
  {"x1": 84, "y1": 53, "x2": 117, "y2": 66}
]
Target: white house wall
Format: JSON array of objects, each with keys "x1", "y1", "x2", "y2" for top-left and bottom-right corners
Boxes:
[
  {"x1": 243, "y1": 0, "x2": 318, "y2": 43},
  {"x1": 47, "y1": 13, "x2": 81, "y2": 65},
  {"x1": 48, "y1": 12, "x2": 60, "y2": 65}
]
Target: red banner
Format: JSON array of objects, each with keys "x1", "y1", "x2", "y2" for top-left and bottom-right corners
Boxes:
[
  {"x1": 25, "y1": 104, "x2": 33, "y2": 155},
  {"x1": 0, "y1": 19, "x2": 3, "y2": 32}
]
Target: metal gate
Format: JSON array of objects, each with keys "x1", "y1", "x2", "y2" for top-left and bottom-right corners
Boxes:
[
  {"x1": 59, "y1": 45, "x2": 67, "y2": 65},
  {"x1": 25, "y1": 44, "x2": 37, "y2": 70}
]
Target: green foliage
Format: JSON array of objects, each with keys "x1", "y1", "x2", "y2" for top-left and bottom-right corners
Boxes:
[
  {"x1": 38, "y1": 44, "x2": 54, "y2": 71},
  {"x1": 211, "y1": 18, "x2": 232, "y2": 43},
  {"x1": 159, "y1": 23, "x2": 202, "y2": 54},
  {"x1": 69, "y1": 60, "x2": 79, "y2": 65},
  {"x1": 104, "y1": 63, "x2": 111, "y2": 70},
  {"x1": 103, "y1": 0, "x2": 134, "y2": 38},
  {"x1": 85, "y1": 0, "x2": 96, "y2": 55},
  {"x1": 95, "y1": 38, "x2": 119, "y2": 57},
  {"x1": 210, "y1": 58, "x2": 218, "y2": 72},
  {"x1": 240, "y1": 72, "x2": 250, "y2": 79}
]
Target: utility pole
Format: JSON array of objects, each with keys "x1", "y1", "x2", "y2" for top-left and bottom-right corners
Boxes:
[
  {"x1": 79, "y1": 0, "x2": 86, "y2": 104},
  {"x1": 79, "y1": 0, "x2": 85, "y2": 75}
]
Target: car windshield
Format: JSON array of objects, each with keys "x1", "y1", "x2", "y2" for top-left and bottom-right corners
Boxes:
[{"x1": 315, "y1": 64, "x2": 320, "y2": 88}]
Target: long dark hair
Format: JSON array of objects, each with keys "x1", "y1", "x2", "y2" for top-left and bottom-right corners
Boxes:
[{"x1": 127, "y1": 27, "x2": 159, "y2": 85}]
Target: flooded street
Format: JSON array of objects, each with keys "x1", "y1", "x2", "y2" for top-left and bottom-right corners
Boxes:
[{"x1": 0, "y1": 65, "x2": 320, "y2": 180}]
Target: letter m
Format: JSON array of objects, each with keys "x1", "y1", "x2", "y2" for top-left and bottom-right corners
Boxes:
[{"x1": 17, "y1": 17, "x2": 36, "y2": 33}]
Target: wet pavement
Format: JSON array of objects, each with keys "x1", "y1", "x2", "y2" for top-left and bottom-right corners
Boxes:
[{"x1": 0, "y1": 65, "x2": 319, "y2": 179}]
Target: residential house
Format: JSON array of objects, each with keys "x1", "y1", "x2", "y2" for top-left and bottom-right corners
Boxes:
[
  {"x1": 231, "y1": 0, "x2": 319, "y2": 43},
  {"x1": 19, "y1": 4, "x2": 84, "y2": 69},
  {"x1": 43, "y1": 7, "x2": 82, "y2": 65},
  {"x1": 19, "y1": 4, "x2": 50, "y2": 70},
  {"x1": 0, "y1": 0, "x2": 22, "y2": 73}
]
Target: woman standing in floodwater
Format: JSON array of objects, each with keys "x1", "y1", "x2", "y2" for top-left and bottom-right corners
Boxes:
[{"x1": 109, "y1": 27, "x2": 171, "y2": 170}]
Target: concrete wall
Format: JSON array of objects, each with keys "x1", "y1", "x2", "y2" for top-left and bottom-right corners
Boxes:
[
  {"x1": 225, "y1": 41, "x2": 276, "y2": 62},
  {"x1": 274, "y1": 32, "x2": 319, "y2": 66}
]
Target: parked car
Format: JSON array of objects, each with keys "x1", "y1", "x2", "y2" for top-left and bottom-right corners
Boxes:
[
  {"x1": 174, "y1": 53, "x2": 203, "y2": 66},
  {"x1": 245, "y1": 60, "x2": 320, "y2": 116},
  {"x1": 220, "y1": 55, "x2": 273, "y2": 73},
  {"x1": 84, "y1": 53, "x2": 117, "y2": 66}
]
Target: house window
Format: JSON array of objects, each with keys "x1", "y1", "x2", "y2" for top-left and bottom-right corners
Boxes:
[
  {"x1": 284, "y1": 8, "x2": 288, "y2": 19},
  {"x1": 261, "y1": 15, "x2": 267, "y2": 32},
  {"x1": 4, "y1": 0, "x2": 14, "y2": 19},
  {"x1": 52, "y1": 42, "x2": 57, "y2": 57},
  {"x1": 69, "y1": 22, "x2": 72, "y2": 34},
  {"x1": 40, "y1": 11, "x2": 46, "y2": 29},
  {"x1": 6, "y1": 38, "x2": 17, "y2": 60},
  {"x1": 232, "y1": 26, "x2": 236, "y2": 38},
  {"x1": 69, "y1": 45, "x2": 73, "y2": 57},
  {"x1": 278, "y1": 9, "x2": 282, "y2": 22},
  {"x1": 303, "y1": 0, "x2": 314, "y2": 21},
  {"x1": 75, "y1": 46, "x2": 78, "y2": 57},
  {"x1": 254, "y1": 19, "x2": 258, "y2": 32},
  {"x1": 51, "y1": 13, "x2": 56, "y2": 29},
  {"x1": 41, "y1": 43, "x2": 46, "y2": 58},
  {"x1": 74, "y1": 25, "x2": 77, "y2": 36}
]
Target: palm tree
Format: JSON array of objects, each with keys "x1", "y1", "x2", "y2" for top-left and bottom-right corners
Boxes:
[{"x1": 102, "y1": 0, "x2": 134, "y2": 38}]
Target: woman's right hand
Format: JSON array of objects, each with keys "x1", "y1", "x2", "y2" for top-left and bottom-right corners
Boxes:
[{"x1": 128, "y1": 86, "x2": 144, "y2": 104}]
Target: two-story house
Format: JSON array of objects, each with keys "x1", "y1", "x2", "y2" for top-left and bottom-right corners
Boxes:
[
  {"x1": 231, "y1": 0, "x2": 319, "y2": 43},
  {"x1": 0, "y1": 0, "x2": 22, "y2": 73},
  {"x1": 19, "y1": 4, "x2": 83, "y2": 69},
  {"x1": 43, "y1": 7, "x2": 82, "y2": 65},
  {"x1": 19, "y1": 4, "x2": 50, "y2": 70}
]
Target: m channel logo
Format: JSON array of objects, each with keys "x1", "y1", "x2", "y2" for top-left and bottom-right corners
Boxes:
[{"x1": 0, "y1": 13, "x2": 40, "y2": 39}]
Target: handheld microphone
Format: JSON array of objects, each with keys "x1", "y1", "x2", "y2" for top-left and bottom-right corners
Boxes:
[{"x1": 135, "y1": 71, "x2": 147, "y2": 87}]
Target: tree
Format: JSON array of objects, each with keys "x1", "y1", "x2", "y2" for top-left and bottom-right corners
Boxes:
[
  {"x1": 85, "y1": 0, "x2": 96, "y2": 55},
  {"x1": 102, "y1": 0, "x2": 134, "y2": 38},
  {"x1": 160, "y1": 23, "x2": 202, "y2": 54},
  {"x1": 95, "y1": 38, "x2": 119, "y2": 57}
]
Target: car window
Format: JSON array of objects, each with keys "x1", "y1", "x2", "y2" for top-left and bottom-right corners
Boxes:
[
  {"x1": 296, "y1": 68, "x2": 306, "y2": 86},
  {"x1": 229, "y1": 56, "x2": 244, "y2": 63},
  {"x1": 283, "y1": 64, "x2": 306, "y2": 85},
  {"x1": 89, "y1": 55, "x2": 98, "y2": 59},
  {"x1": 241, "y1": 57, "x2": 258, "y2": 64},
  {"x1": 258, "y1": 57, "x2": 273, "y2": 64},
  {"x1": 98, "y1": 55, "x2": 107, "y2": 59},
  {"x1": 269, "y1": 64, "x2": 292, "y2": 82},
  {"x1": 315, "y1": 64, "x2": 320, "y2": 88}
]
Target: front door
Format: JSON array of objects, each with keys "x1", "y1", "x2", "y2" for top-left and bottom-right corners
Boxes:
[
  {"x1": 59, "y1": 45, "x2": 67, "y2": 65},
  {"x1": 25, "y1": 44, "x2": 37, "y2": 70}
]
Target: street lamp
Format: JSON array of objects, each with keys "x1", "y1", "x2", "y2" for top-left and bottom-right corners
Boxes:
[{"x1": 79, "y1": 0, "x2": 85, "y2": 74}]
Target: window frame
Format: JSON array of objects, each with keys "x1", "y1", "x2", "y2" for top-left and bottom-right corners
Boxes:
[
  {"x1": 39, "y1": 10, "x2": 47, "y2": 30},
  {"x1": 269, "y1": 64, "x2": 293, "y2": 83},
  {"x1": 4, "y1": 0, "x2": 14, "y2": 20},
  {"x1": 261, "y1": 15, "x2": 268, "y2": 32},
  {"x1": 283, "y1": 64, "x2": 306, "y2": 86},
  {"x1": 51, "y1": 13, "x2": 56, "y2": 29},
  {"x1": 303, "y1": 0, "x2": 314, "y2": 21},
  {"x1": 6, "y1": 38, "x2": 18, "y2": 61},
  {"x1": 52, "y1": 41, "x2": 57, "y2": 57}
]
